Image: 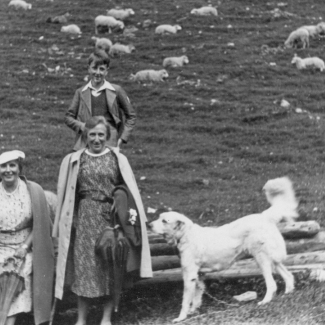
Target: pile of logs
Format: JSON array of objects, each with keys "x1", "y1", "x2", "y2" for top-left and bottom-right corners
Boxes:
[{"x1": 137, "y1": 220, "x2": 325, "y2": 285}]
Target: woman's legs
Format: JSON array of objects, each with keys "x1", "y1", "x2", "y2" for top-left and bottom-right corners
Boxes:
[
  {"x1": 5, "y1": 316, "x2": 16, "y2": 325},
  {"x1": 76, "y1": 296, "x2": 90, "y2": 325},
  {"x1": 100, "y1": 296, "x2": 114, "y2": 325}
]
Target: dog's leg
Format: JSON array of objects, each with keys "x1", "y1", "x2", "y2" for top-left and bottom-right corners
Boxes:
[
  {"x1": 255, "y1": 253, "x2": 277, "y2": 305},
  {"x1": 173, "y1": 269, "x2": 198, "y2": 323},
  {"x1": 189, "y1": 276, "x2": 205, "y2": 314},
  {"x1": 275, "y1": 262, "x2": 294, "y2": 294}
]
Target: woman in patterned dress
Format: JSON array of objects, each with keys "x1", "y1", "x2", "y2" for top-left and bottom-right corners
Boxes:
[
  {"x1": 53, "y1": 116, "x2": 152, "y2": 325},
  {"x1": 0, "y1": 150, "x2": 54, "y2": 325}
]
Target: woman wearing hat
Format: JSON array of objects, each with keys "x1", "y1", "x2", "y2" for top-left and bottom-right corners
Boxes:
[{"x1": 0, "y1": 150, "x2": 54, "y2": 325}]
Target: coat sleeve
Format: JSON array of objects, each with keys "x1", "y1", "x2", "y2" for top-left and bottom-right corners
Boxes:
[
  {"x1": 116, "y1": 86, "x2": 136, "y2": 143},
  {"x1": 52, "y1": 154, "x2": 71, "y2": 238},
  {"x1": 65, "y1": 89, "x2": 85, "y2": 134}
]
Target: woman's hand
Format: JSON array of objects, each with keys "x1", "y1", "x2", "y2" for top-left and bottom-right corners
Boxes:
[{"x1": 14, "y1": 246, "x2": 28, "y2": 259}]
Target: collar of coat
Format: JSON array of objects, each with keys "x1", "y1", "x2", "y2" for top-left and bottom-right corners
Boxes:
[{"x1": 82, "y1": 80, "x2": 116, "y2": 92}]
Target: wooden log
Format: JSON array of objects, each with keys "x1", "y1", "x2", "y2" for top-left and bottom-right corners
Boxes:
[
  {"x1": 136, "y1": 263, "x2": 325, "y2": 285},
  {"x1": 152, "y1": 256, "x2": 180, "y2": 271},
  {"x1": 150, "y1": 243, "x2": 178, "y2": 256},
  {"x1": 148, "y1": 221, "x2": 321, "y2": 244},
  {"x1": 150, "y1": 251, "x2": 325, "y2": 272},
  {"x1": 278, "y1": 221, "x2": 320, "y2": 239}
]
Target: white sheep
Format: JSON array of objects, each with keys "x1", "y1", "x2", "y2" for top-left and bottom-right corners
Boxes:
[
  {"x1": 8, "y1": 0, "x2": 32, "y2": 10},
  {"x1": 155, "y1": 24, "x2": 182, "y2": 35},
  {"x1": 91, "y1": 36, "x2": 113, "y2": 53},
  {"x1": 106, "y1": 8, "x2": 135, "y2": 21},
  {"x1": 316, "y1": 22, "x2": 325, "y2": 35},
  {"x1": 109, "y1": 43, "x2": 135, "y2": 56},
  {"x1": 94, "y1": 15, "x2": 125, "y2": 34},
  {"x1": 300, "y1": 25, "x2": 319, "y2": 38},
  {"x1": 284, "y1": 27, "x2": 309, "y2": 48},
  {"x1": 190, "y1": 6, "x2": 218, "y2": 16},
  {"x1": 129, "y1": 69, "x2": 169, "y2": 83},
  {"x1": 61, "y1": 24, "x2": 82, "y2": 34},
  {"x1": 163, "y1": 55, "x2": 189, "y2": 68},
  {"x1": 47, "y1": 12, "x2": 71, "y2": 24},
  {"x1": 291, "y1": 54, "x2": 325, "y2": 71}
]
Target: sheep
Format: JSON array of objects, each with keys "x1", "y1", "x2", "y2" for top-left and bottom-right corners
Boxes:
[
  {"x1": 94, "y1": 15, "x2": 124, "y2": 34},
  {"x1": 109, "y1": 43, "x2": 135, "y2": 56},
  {"x1": 61, "y1": 24, "x2": 82, "y2": 34},
  {"x1": 190, "y1": 6, "x2": 218, "y2": 16},
  {"x1": 129, "y1": 69, "x2": 169, "y2": 83},
  {"x1": 8, "y1": 0, "x2": 32, "y2": 10},
  {"x1": 47, "y1": 12, "x2": 70, "y2": 24},
  {"x1": 155, "y1": 24, "x2": 182, "y2": 35},
  {"x1": 106, "y1": 8, "x2": 135, "y2": 21},
  {"x1": 316, "y1": 22, "x2": 325, "y2": 35},
  {"x1": 284, "y1": 27, "x2": 309, "y2": 48},
  {"x1": 91, "y1": 36, "x2": 113, "y2": 53},
  {"x1": 163, "y1": 55, "x2": 189, "y2": 68},
  {"x1": 291, "y1": 54, "x2": 325, "y2": 71},
  {"x1": 300, "y1": 25, "x2": 320, "y2": 38}
]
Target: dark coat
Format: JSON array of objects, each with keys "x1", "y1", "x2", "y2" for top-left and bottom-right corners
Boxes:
[{"x1": 65, "y1": 83, "x2": 136, "y2": 150}]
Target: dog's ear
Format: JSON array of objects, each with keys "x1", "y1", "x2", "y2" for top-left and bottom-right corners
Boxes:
[{"x1": 174, "y1": 220, "x2": 185, "y2": 231}]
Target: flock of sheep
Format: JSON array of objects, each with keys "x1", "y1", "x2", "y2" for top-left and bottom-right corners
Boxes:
[
  {"x1": 285, "y1": 22, "x2": 325, "y2": 71},
  {"x1": 8, "y1": 0, "x2": 219, "y2": 83}
]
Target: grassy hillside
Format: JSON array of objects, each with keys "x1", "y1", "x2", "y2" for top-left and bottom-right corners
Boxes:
[{"x1": 2, "y1": 0, "x2": 325, "y2": 323}]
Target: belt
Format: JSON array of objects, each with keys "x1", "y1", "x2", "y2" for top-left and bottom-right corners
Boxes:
[
  {"x1": 0, "y1": 227, "x2": 32, "y2": 235},
  {"x1": 79, "y1": 191, "x2": 114, "y2": 204}
]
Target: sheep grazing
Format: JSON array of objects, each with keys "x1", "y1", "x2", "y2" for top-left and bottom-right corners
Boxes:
[
  {"x1": 106, "y1": 8, "x2": 135, "y2": 21},
  {"x1": 300, "y1": 25, "x2": 320, "y2": 38},
  {"x1": 61, "y1": 24, "x2": 82, "y2": 34},
  {"x1": 291, "y1": 54, "x2": 325, "y2": 71},
  {"x1": 109, "y1": 43, "x2": 135, "y2": 56},
  {"x1": 129, "y1": 69, "x2": 169, "y2": 83},
  {"x1": 163, "y1": 55, "x2": 189, "y2": 68},
  {"x1": 190, "y1": 6, "x2": 218, "y2": 16},
  {"x1": 8, "y1": 0, "x2": 32, "y2": 10},
  {"x1": 91, "y1": 36, "x2": 113, "y2": 53},
  {"x1": 47, "y1": 12, "x2": 71, "y2": 24},
  {"x1": 94, "y1": 15, "x2": 125, "y2": 34},
  {"x1": 284, "y1": 27, "x2": 309, "y2": 48},
  {"x1": 155, "y1": 24, "x2": 182, "y2": 35}
]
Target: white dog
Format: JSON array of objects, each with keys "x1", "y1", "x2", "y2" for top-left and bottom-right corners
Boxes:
[{"x1": 149, "y1": 177, "x2": 297, "y2": 322}]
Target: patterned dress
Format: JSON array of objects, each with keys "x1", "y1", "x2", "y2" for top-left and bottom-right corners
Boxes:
[
  {"x1": 0, "y1": 179, "x2": 33, "y2": 316},
  {"x1": 72, "y1": 149, "x2": 123, "y2": 297}
]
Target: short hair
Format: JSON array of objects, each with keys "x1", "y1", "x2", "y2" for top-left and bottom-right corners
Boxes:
[
  {"x1": 0, "y1": 158, "x2": 23, "y2": 180},
  {"x1": 88, "y1": 50, "x2": 110, "y2": 68},
  {"x1": 83, "y1": 116, "x2": 111, "y2": 142}
]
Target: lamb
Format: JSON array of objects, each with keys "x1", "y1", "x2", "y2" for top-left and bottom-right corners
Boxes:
[
  {"x1": 163, "y1": 55, "x2": 189, "y2": 68},
  {"x1": 94, "y1": 15, "x2": 124, "y2": 34},
  {"x1": 316, "y1": 22, "x2": 325, "y2": 35},
  {"x1": 190, "y1": 6, "x2": 218, "y2": 16},
  {"x1": 284, "y1": 27, "x2": 309, "y2": 48},
  {"x1": 155, "y1": 24, "x2": 182, "y2": 35},
  {"x1": 91, "y1": 36, "x2": 113, "y2": 53},
  {"x1": 47, "y1": 12, "x2": 70, "y2": 24},
  {"x1": 106, "y1": 8, "x2": 135, "y2": 21},
  {"x1": 291, "y1": 54, "x2": 325, "y2": 71},
  {"x1": 129, "y1": 69, "x2": 169, "y2": 83},
  {"x1": 61, "y1": 24, "x2": 82, "y2": 34},
  {"x1": 109, "y1": 43, "x2": 135, "y2": 56},
  {"x1": 8, "y1": 0, "x2": 32, "y2": 10}
]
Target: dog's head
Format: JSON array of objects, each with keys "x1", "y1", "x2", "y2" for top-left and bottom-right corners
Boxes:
[{"x1": 148, "y1": 211, "x2": 193, "y2": 245}]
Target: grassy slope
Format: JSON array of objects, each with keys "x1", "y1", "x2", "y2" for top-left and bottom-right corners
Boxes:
[{"x1": 2, "y1": 0, "x2": 325, "y2": 323}]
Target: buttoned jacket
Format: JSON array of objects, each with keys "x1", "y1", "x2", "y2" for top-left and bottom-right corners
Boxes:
[
  {"x1": 65, "y1": 83, "x2": 136, "y2": 151},
  {"x1": 52, "y1": 147, "x2": 152, "y2": 299}
]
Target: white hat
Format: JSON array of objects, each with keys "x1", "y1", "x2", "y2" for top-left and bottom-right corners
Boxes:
[{"x1": 0, "y1": 150, "x2": 25, "y2": 165}]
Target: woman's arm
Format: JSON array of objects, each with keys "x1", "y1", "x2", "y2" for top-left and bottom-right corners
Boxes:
[{"x1": 14, "y1": 230, "x2": 33, "y2": 259}]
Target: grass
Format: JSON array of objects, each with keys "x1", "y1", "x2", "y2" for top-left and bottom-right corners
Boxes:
[{"x1": 2, "y1": 0, "x2": 325, "y2": 323}]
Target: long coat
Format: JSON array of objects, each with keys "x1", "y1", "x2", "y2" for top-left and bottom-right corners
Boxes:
[
  {"x1": 22, "y1": 179, "x2": 55, "y2": 325},
  {"x1": 52, "y1": 148, "x2": 152, "y2": 300},
  {"x1": 65, "y1": 84, "x2": 136, "y2": 151}
]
